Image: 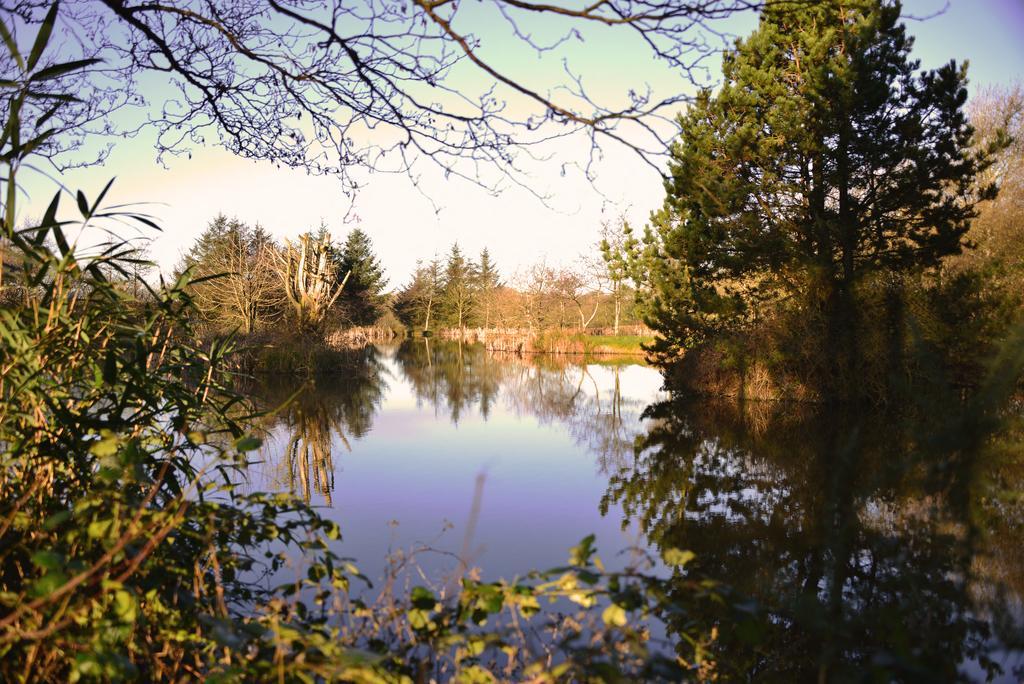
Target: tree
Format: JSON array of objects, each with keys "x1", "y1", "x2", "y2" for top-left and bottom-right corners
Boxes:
[
  {"x1": 440, "y1": 243, "x2": 476, "y2": 330},
  {"x1": 513, "y1": 262, "x2": 558, "y2": 332},
  {"x1": 475, "y1": 248, "x2": 501, "y2": 329},
  {"x1": 951, "y1": 83, "x2": 1024, "y2": 299},
  {"x1": 275, "y1": 230, "x2": 348, "y2": 334},
  {"x1": 641, "y1": 0, "x2": 997, "y2": 362},
  {"x1": 5, "y1": 1, "x2": 761, "y2": 194},
  {"x1": 553, "y1": 263, "x2": 600, "y2": 331},
  {"x1": 598, "y1": 219, "x2": 641, "y2": 335},
  {"x1": 335, "y1": 228, "x2": 388, "y2": 326},
  {"x1": 395, "y1": 258, "x2": 442, "y2": 332},
  {"x1": 180, "y1": 215, "x2": 281, "y2": 334}
]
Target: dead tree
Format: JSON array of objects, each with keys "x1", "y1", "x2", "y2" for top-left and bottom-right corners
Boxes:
[{"x1": 276, "y1": 232, "x2": 349, "y2": 334}]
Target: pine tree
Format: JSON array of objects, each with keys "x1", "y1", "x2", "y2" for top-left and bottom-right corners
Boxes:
[
  {"x1": 641, "y1": 0, "x2": 997, "y2": 361},
  {"x1": 335, "y1": 227, "x2": 388, "y2": 325},
  {"x1": 475, "y1": 248, "x2": 501, "y2": 329},
  {"x1": 440, "y1": 243, "x2": 476, "y2": 329},
  {"x1": 395, "y1": 258, "x2": 442, "y2": 331}
]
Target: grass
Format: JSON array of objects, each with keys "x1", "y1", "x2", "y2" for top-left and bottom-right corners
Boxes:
[{"x1": 583, "y1": 334, "x2": 652, "y2": 355}]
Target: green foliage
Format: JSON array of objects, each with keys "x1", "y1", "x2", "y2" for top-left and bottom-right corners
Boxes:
[
  {"x1": 335, "y1": 227, "x2": 388, "y2": 325},
  {"x1": 439, "y1": 243, "x2": 477, "y2": 329},
  {"x1": 394, "y1": 257, "x2": 443, "y2": 331},
  {"x1": 475, "y1": 248, "x2": 501, "y2": 328},
  {"x1": 634, "y1": 0, "x2": 1009, "y2": 398},
  {"x1": 395, "y1": 246, "x2": 503, "y2": 332},
  {"x1": 600, "y1": 338, "x2": 1024, "y2": 680},
  {"x1": 641, "y1": 2, "x2": 989, "y2": 339}
]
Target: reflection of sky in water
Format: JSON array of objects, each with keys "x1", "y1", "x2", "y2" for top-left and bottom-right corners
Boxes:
[
  {"x1": 253, "y1": 348, "x2": 666, "y2": 584},
  {"x1": 244, "y1": 342, "x2": 1024, "y2": 681}
]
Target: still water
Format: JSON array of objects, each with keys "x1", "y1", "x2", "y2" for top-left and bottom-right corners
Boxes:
[{"x1": 246, "y1": 340, "x2": 1023, "y2": 681}]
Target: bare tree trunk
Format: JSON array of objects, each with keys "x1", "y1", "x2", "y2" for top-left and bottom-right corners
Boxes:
[{"x1": 613, "y1": 289, "x2": 621, "y2": 335}]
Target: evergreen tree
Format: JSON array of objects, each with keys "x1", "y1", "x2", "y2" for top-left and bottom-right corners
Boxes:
[
  {"x1": 395, "y1": 258, "x2": 442, "y2": 331},
  {"x1": 640, "y1": 0, "x2": 997, "y2": 363},
  {"x1": 599, "y1": 221, "x2": 640, "y2": 335},
  {"x1": 335, "y1": 227, "x2": 388, "y2": 325},
  {"x1": 440, "y1": 243, "x2": 476, "y2": 329},
  {"x1": 475, "y1": 248, "x2": 501, "y2": 329}
]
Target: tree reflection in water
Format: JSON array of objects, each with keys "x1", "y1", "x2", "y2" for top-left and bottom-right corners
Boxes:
[
  {"x1": 250, "y1": 345, "x2": 389, "y2": 503},
  {"x1": 601, "y1": 396, "x2": 1024, "y2": 681},
  {"x1": 392, "y1": 338, "x2": 649, "y2": 474},
  {"x1": 251, "y1": 339, "x2": 649, "y2": 503},
  {"x1": 244, "y1": 340, "x2": 1023, "y2": 679}
]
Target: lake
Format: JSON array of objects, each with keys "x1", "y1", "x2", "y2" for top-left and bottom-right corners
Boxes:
[{"x1": 244, "y1": 339, "x2": 1024, "y2": 681}]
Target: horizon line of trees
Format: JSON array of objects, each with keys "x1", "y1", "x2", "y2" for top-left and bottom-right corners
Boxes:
[{"x1": 173, "y1": 217, "x2": 646, "y2": 339}]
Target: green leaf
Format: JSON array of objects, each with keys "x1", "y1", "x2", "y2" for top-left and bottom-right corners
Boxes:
[
  {"x1": 31, "y1": 570, "x2": 68, "y2": 597},
  {"x1": 75, "y1": 189, "x2": 89, "y2": 217},
  {"x1": 410, "y1": 586, "x2": 437, "y2": 610},
  {"x1": 90, "y1": 432, "x2": 120, "y2": 458},
  {"x1": 0, "y1": 14, "x2": 24, "y2": 71},
  {"x1": 663, "y1": 548, "x2": 696, "y2": 568},
  {"x1": 30, "y1": 550, "x2": 64, "y2": 571},
  {"x1": 43, "y1": 510, "x2": 71, "y2": 530},
  {"x1": 113, "y1": 589, "x2": 137, "y2": 623},
  {"x1": 88, "y1": 518, "x2": 114, "y2": 540},
  {"x1": 27, "y1": 2, "x2": 59, "y2": 71},
  {"x1": 407, "y1": 608, "x2": 434, "y2": 631},
  {"x1": 602, "y1": 603, "x2": 628, "y2": 627},
  {"x1": 90, "y1": 177, "x2": 116, "y2": 216},
  {"x1": 29, "y1": 57, "x2": 101, "y2": 83},
  {"x1": 234, "y1": 435, "x2": 261, "y2": 452},
  {"x1": 569, "y1": 534, "x2": 596, "y2": 566}
]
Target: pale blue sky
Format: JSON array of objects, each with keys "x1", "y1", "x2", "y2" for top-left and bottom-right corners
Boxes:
[{"x1": 21, "y1": 0, "x2": 1024, "y2": 285}]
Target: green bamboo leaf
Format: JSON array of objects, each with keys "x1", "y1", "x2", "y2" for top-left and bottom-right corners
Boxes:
[
  {"x1": 26, "y1": 2, "x2": 59, "y2": 71},
  {"x1": 90, "y1": 177, "x2": 115, "y2": 215},
  {"x1": 234, "y1": 435, "x2": 261, "y2": 452},
  {"x1": 0, "y1": 15, "x2": 24, "y2": 71},
  {"x1": 51, "y1": 219, "x2": 70, "y2": 256},
  {"x1": 28, "y1": 57, "x2": 100, "y2": 82},
  {"x1": 75, "y1": 189, "x2": 89, "y2": 217},
  {"x1": 38, "y1": 191, "x2": 60, "y2": 236},
  {"x1": 25, "y1": 90, "x2": 81, "y2": 102},
  {"x1": 35, "y1": 102, "x2": 60, "y2": 127},
  {"x1": 7, "y1": 127, "x2": 55, "y2": 159}
]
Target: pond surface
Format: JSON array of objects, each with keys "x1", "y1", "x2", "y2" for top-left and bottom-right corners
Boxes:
[{"x1": 245, "y1": 340, "x2": 1024, "y2": 681}]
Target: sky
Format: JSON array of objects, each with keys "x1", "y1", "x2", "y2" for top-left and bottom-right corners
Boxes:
[{"x1": 19, "y1": 0, "x2": 1024, "y2": 287}]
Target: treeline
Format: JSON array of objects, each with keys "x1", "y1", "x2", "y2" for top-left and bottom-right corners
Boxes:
[
  {"x1": 392, "y1": 237, "x2": 642, "y2": 334},
  {"x1": 178, "y1": 217, "x2": 389, "y2": 336},
  {"x1": 178, "y1": 218, "x2": 645, "y2": 341}
]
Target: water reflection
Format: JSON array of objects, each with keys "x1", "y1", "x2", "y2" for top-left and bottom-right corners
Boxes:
[
  {"x1": 393, "y1": 338, "x2": 504, "y2": 423},
  {"x1": 243, "y1": 340, "x2": 1023, "y2": 680},
  {"x1": 249, "y1": 341, "x2": 648, "y2": 505},
  {"x1": 601, "y1": 397, "x2": 1024, "y2": 680},
  {"x1": 251, "y1": 346, "x2": 388, "y2": 503}
]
